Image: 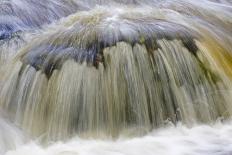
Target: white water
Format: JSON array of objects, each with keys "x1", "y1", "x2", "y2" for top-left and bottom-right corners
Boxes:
[{"x1": 2, "y1": 120, "x2": 232, "y2": 155}]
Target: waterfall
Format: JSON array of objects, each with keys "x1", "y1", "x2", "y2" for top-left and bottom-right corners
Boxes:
[{"x1": 0, "y1": 0, "x2": 232, "y2": 154}]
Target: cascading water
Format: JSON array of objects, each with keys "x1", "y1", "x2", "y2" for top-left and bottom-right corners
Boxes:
[{"x1": 0, "y1": 0, "x2": 232, "y2": 155}]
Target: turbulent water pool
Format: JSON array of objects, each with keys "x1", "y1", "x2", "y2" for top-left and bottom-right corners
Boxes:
[
  {"x1": 2, "y1": 119, "x2": 232, "y2": 155},
  {"x1": 0, "y1": 0, "x2": 232, "y2": 155}
]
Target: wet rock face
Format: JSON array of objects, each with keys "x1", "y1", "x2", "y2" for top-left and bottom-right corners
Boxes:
[
  {"x1": 21, "y1": 38, "x2": 199, "y2": 79},
  {"x1": 19, "y1": 8, "x2": 200, "y2": 78},
  {"x1": 0, "y1": 32, "x2": 10, "y2": 40}
]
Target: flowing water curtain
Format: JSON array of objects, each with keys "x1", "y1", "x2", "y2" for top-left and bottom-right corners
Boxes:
[
  {"x1": 161, "y1": 0, "x2": 232, "y2": 77},
  {"x1": 0, "y1": 3, "x2": 232, "y2": 141}
]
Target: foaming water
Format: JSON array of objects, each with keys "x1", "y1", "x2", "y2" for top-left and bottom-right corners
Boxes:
[
  {"x1": 0, "y1": 117, "x2": 25, "y2": 155},
  {"x1": 3, "y1": 121, "x2": 232, "y2": 155}
]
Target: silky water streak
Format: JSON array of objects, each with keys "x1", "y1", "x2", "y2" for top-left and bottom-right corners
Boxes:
[{"x1": 0, "y1": 0, "x2": 232, "y2": 143}]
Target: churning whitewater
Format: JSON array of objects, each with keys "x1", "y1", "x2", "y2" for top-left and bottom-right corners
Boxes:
[
  {"x1": 0, "y1": 0, "x2": 232, "y2": 154},
  {"x1": 2, "y1": 119, "x2": 232, "y2": 155}
]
